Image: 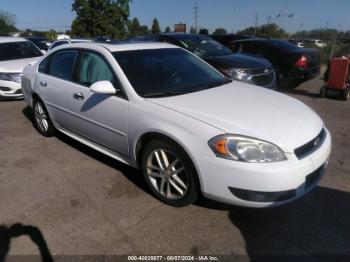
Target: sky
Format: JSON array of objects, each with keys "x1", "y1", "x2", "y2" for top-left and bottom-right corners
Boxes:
[{"x1": 1, "y1": 0, "x2": 349, "y2": 33}]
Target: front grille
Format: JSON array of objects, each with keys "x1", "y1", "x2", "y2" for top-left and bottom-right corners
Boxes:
[
  {"x1": 0, "y1": 86, "x2": 11, "y2": 91},
  {"x1": 294, "y1": 128, "x2": 326, "y2": 159},
  {"x1": 305, "y1": 164, "x2": 324, "y2": 189},
  {"x1": 251, "y1": 72, "x2": 275, "y2": 86}
]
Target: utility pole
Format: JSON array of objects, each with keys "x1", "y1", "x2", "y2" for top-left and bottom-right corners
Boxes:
[
  {"x1": 254, "y1": 13, "x2": 259, "y2": 35},
  {"x1": 193, "y1": 1, "x2": 199, "y2": 33},
  {"x1": 325, "y1": 20, "x2": 329, "y2": 30}
]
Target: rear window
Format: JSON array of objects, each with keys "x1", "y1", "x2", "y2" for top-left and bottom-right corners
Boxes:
[
  {"x1": 266, "y1": 40, "x2": 299, "y2": 51},
  {"x1": 0, "y1": 41, "x2": 42, "y2": 61}
]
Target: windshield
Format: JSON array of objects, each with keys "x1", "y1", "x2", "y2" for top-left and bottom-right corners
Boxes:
[
  {"x1": 113, "y1": 48, "x2": 230, "y2": 98},
  {"x1": 0, "y1": 41, "x2": 42, "y2": 61},
  {"x1": 173, "y1": 35, "x2": 232, "y2": 57}
]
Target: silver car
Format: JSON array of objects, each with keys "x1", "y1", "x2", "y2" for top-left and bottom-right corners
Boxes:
[{"x1": 22, "y1": 42, "x2": 331, "y2": 207}]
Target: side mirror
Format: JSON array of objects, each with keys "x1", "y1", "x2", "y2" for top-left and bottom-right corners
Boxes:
[
  {"x1": 90, "y1": 81, "x2": 116, "y2": 95},
  {"x1": 41, "y1": 50, "x2": 47, "y2": 55}
]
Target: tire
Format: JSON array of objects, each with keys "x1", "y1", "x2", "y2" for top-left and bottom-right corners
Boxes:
[
  {"x1": 141, "y1": 140, "x2": 199, "y2": 207},
  {"x1": 320, "y1": 86, "x2": 327, "y2": 98},
  {"x1": 341, "y1": 88, "x2": 349, "y2": 101},
  {"x1": 33, "y1": 98, "x2": 55, "y2": 137}
]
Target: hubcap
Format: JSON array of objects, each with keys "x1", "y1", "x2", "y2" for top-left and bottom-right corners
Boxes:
[
  {"x1": 146, "y1": 149, "x2": 189, "y2": 200},
  {"x1": 34, "y1": 102, "x2": 49, "y2": 132}
]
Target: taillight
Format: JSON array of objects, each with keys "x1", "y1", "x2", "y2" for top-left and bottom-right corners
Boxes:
[{"x1": 295, "y1": 55, "x2": 308, "y2": 68}]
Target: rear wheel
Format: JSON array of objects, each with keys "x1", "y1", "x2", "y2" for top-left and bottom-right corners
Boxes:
[
  {"x1": 33, "y1": 99, "x2": 55, "y2": 137},
  {"x1": 141, "y1": 140, "x2": 199, "y2": 207},
  {"x1": 341, "y1": 88, "x2": 349, "y2": 101}
]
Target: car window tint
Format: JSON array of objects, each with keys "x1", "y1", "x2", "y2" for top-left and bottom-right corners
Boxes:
[
  {"x1": 77, "y1": 52, "x2": 115, "y2": 87},
  {"x1": 38, "y1": 56, "x2": 51, "y2": 74},
  {"x1": 0, "y1": 41, "x2": 42, "y2": 61},
  {"x1": 49, "y1": 50, "x2": 77, "y2": 81}
]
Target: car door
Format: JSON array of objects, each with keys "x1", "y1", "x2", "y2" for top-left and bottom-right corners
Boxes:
[
  {"x1": 69, "y1": 50, "x2": 129, "y2": 156},
  {"x1": 37, "y1": 49, "x2": 81, "y2": 132}
]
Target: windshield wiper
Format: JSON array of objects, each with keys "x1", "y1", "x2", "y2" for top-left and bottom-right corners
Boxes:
[
  {"x1": 143, "y1": 90, "x2": 189, "y2": 98},
  {"x1": 207, "y1": 79, "x2": 232, "y2": 88}
]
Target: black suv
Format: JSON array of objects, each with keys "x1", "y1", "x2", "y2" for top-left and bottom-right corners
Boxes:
[
  {"x1": 131, "y1": 34, "x2": 276, "y2": 89},
  {"x1": 217, "y1": 38, "x2": 320, "y2": 85}
]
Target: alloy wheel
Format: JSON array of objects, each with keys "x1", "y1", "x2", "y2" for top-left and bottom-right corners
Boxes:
[
  {"x1": 34, "y1": 102, "x2": 49, "y2": 133},
  {"x1": 146, "y1": 149, "x2": 189, "y2": 200}
]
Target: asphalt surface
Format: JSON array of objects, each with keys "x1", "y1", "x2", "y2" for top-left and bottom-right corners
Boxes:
[{"x1": 0, "y1": 76, "x2": 349, "y2": 259}]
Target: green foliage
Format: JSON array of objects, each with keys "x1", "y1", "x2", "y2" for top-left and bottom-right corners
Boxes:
[
  {"x1": 71, "y1": 0, "x2": 131, "y2": 39},
  {"x1": 164, "y1": 26, "x2": 171, "y2": 33},
  {"x1": 127, "y1": 17, "x2": 150, "y2": 36},
  {"x1": 46, "y1": 29, "x2": 58, "y2": 41},
  {"x1": 213, "y1": 28, "x2": 227, "y2": 35},
  {"x1": 238, "y1": 23, "x2": 288, "y2": 39},
  {"x1": 151, "y1": 18, "x2": 161, "y2": 34},
  {"x1": 199, "y1": 28, "x2": 209, "y2": 35},
  {"x1": 0, "y1": 11, "x2": 17, "y2": 35}
]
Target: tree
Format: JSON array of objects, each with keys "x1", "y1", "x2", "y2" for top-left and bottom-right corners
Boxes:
[
  {"x1": 127, "y1": 18, "x2": 150, "y2": 36},
  {"x1": 46, "y1": 29, "x2": 58, "y2": 41},
  {"x1": 71, "y1": 0, "x2": 131, "y2": 39},
  {"x1": 213, "y1": 28, "x2": 227, "y2": 35},
  {"x1": 199, "y1": 28, "x2": 209, "y2": 35},
  {"x1": 164, "y1": 26, "x2": 171, "y2": 33},
  {"x1": 238, "y1": 23, "x2": 289, "y2": 39},
  {"x1": 151, "y1": 18, "x2": 161, "y2": 34},
  {"x1": 0, "y1": 11, "x2": 17, "y2": 35}
]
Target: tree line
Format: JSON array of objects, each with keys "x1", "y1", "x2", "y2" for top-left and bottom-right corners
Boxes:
[{"x1": 1, "y1": 0, "x2": 349, "y2": 41}]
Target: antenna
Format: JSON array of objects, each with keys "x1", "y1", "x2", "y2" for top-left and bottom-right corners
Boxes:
[{"x1": 193, "y1": 1, "x2": 199, "y2": 33}]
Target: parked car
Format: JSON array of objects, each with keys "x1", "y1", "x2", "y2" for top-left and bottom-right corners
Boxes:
[
  {"x1": 22, "y1": 42, "x2": 331, "y2": 207},
  {"x1": 25, "y1": 36, "x2": 52, "y2": 51},
  {"x1": 132, "y1": 34, "x2": 276, "y2": 89},
  {"x1": 0, "y1": 37, "x2": 43, "y2": 99},
  {"x1": 227, "y1": 39, "x2": 321, "y2": 84},
  {"x1": 305, "y1": 39, "x2": 327, "y2": 48},
  {"x1": 48, "y1": 38, "x2": 92, "y2": 51},
  {"x1": 289, "y1": 39, "x2": 304, "y2": 48},
  {"x1": 210, "y1": 34, "x2": 254, "y2": 51}
]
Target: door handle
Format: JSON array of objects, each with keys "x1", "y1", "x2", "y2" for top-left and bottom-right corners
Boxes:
[
  {"x1": 39, "y1": 81, "x2": 47, "y2": 87},
  {"x1": 73, "y1": 92, "x2": 85, "y2": 100}
]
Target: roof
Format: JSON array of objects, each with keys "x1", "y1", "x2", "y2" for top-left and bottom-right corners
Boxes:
[
  {"x1": 0, "y1": 36, "x2": 28, "y2": 43},
  {"x1": 67, "y1": 42, "x2": 178, "y2": 52}
]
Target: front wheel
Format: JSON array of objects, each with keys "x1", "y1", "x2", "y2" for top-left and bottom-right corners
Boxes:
[
  {"x1": 141, "y1": 140, "x2": 199, "y2": 207},
  {"x1": 33, "y1": 99, "x2": 55, "y2": 137}
]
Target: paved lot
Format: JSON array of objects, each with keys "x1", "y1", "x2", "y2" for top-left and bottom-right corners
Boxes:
[{"x1": 0, "y1": 76, "x2": 349, "y2": 259}]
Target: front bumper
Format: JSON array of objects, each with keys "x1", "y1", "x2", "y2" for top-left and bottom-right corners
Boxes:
[
  {"x1": 196, "y1": 128, "x2": 331, "y2": 208},
  {"x1": 0, "y1": 80, "x2": 23, "y2": 99}
]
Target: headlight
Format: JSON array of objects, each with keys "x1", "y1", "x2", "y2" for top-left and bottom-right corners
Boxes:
[
  {"x1": 208, "y1": 135, "x2": 287, "y2": 163},
  {"x1": 220, "y1": 68, "x2": 250, "y2": 81},
  {"x1": 0, "y1": 73, "x2": 21, "y2": 83}
]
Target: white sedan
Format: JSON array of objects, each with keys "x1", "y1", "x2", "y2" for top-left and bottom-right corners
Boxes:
[
  {"x1": 22, "y1": 42, "x2": 331, "y2": 207},
  {"x1": 0, "y1": 37, "x2": 43, "y2": 99}
]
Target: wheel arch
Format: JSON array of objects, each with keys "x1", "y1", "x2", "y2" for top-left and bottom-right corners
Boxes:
[{"x1": 134, "y1": 131, "x2": 203, "y2": 191}]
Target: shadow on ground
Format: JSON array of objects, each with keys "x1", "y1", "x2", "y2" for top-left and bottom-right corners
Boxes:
[
  {"x1": 0, "y1": 224, "x2": 53, "y2": 262},
  {"x1": 228, "y1": 186, "x2": 350, "y2": 259},
  {"x1": 22, "y1": 105, "x2": 149, "y2": 196}
]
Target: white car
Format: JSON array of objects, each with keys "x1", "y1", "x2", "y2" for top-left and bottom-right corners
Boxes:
[
  {"x1": 22, "y1": 42, "x2": 331, "y2": 207},
  {"x1": 48, "y1": 38, "x2": 92, "y2": 51},
  {"x1": 0, "y1": 37, "x2": 43, "y2": 99}
]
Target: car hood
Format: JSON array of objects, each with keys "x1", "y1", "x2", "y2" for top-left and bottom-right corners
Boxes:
[
  {"x1": 0, "y1": 57, "x2": 41, "y2": 73},
  {"x1": 206, "y1": 53, "x2": 271, "y2": 69},
  {"x1": 148, "y1": 82, "x2": 323, "y2": 153}
]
